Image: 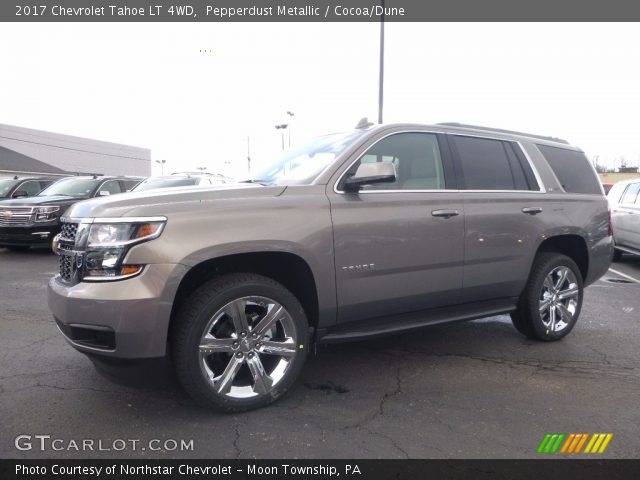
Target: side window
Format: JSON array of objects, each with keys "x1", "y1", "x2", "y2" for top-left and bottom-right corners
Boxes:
[
  {"x1": 98, "y1": 180, "x2": 123, "y2": 196},
  {"x1": 453, "y1": 136, "x2": 523, "y2": 191},
  {"x1": 536, "y1": 144, "x2": 601, "y2": 194},
  {"x1": 621, "y1": 183, "x2": 640, "y2": 204},
  {"x1": 18, "y1": 180, "x2": 43, "y2": 196},
  {"x1": 345, "y1": 132, "x2": 446, "y2": 191},
  {"x1": 122, "y1": 179, "x2": 140, "y2": 191},
  {"x1": 39, "y1": 180, "x2": 54, "y2": 191}
]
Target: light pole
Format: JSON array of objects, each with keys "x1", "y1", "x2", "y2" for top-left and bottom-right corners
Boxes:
[
  {"x1": 196, "y1": 166, "x2": 207, "y2": 173},
  {"x1": 378, "y1": 0, "x2": 385, "y2": 124},
  {"x1": 154, "y1": 159, "x2": 166, "y2": 175},
  {"x1": 286, "y1": 111, "x2": 295, "y2": 147},
  {"x1": 247, "y1": 136, "x2": 251, "y2": 174},
  {"x1": 275, "y1": 124, "x2": 288, "y2": 151}
]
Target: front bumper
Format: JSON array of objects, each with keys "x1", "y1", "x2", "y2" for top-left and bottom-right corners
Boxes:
[
  {"x1": 0, "y1": 224, "x2": 60, "y2": 247},
  {"x1": 48, "y1": 263, "x2": 188, "y2": 359}
]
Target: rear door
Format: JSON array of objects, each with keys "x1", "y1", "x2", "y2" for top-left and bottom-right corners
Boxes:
[
  {"x1": 449, "y1": 134, "x2": 546, "y2": 302},
  {"x1": 328, "y1": 130, "x2": 464, "y2": 324}
]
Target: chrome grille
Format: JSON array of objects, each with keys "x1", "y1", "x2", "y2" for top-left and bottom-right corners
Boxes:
[
  {"x1": 0, "y1": 207, "x2": 34, "y2": 226},
  {"x1": 59, "y1": 254, "x2": 74, "y2": 282},
  {"x1": 60, "y1": 222, "x2": 78, "y2": 242},
  {"x1": 58, "y1": 222, "x2": 80, "y2": 282}
]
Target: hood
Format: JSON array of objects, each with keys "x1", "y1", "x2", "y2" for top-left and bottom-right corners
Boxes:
[
  {"x1": 64, "y1": 183, "x2": 288, "y2": 219},
  {"x1": 0, "y1": 195, "x2": 84, "y2": 207}
]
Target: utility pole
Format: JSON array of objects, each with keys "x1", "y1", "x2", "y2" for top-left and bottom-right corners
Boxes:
[{"x1": 378, "y1": 0, "x2": 385, "y2": 124}]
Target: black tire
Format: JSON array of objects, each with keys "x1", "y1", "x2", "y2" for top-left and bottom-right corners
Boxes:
[
  {"x1": 511, "y1": 252, "x2": 584, "y2": 342},
  {"x1": 612, "y1": 249, "x2": 623, "y2": 262},
  {"x1": 172, "y1": 273, "x2": 309, "y2": 412}
]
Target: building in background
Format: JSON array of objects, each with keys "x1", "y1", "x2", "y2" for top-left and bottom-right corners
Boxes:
[{"x1": 0, "y1": 123, "x2": 150, "y2": 177}]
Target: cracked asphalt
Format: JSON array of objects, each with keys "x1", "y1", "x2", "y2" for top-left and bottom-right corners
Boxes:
[{"x1": 1, "y1": 248, "x2": 639, "y2": 459}]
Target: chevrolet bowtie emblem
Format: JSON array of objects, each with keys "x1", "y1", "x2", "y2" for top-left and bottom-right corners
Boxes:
[{"x1": 1, "y1": 211, "x2": 12, "y2": 218}]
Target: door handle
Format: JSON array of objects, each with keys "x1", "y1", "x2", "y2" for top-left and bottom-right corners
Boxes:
[
  {"x1": 522, "y1": 207, "x2": 543, "y2": 215},
  {"x1": 431, "y1": 209, "x2": 459, "y2": 218}
]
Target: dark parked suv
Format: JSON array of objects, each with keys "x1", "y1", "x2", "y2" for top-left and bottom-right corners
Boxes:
[
  {"x1": 0, "y1": 175, "x2": 141, "y2": 250},
  {"x1": 48, "y1": 122, "x2": 612, "y2": 411}
]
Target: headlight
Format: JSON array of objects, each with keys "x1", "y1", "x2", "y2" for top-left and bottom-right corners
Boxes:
[
  {"x1": 83, "y1": 219, "x2": 165, "y2": 280},
  {"x1": 35, "y1": 206, "x2": 60, "y2": 222}
]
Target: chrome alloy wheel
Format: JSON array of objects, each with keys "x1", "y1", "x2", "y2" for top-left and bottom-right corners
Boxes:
[
  {"x1": 198, "y1": 296, "x2": 298, "y2": 399},
  {"x1": 539, "y1": 266, "x2": 580, "y2": 333}
]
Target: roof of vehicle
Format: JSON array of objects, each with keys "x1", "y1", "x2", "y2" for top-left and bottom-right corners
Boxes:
[{"x1": 355, "y1": 120, "x2": 578, "y2": 150}]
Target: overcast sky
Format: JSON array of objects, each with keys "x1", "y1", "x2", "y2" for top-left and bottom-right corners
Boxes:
[{"x1": 1, "y1": 22, "x2": 639, "y2": 177}]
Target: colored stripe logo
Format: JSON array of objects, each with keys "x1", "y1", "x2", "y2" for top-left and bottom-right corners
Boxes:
[{"x1": 537, "y1": 433, "x2": 613, "y2": 454}]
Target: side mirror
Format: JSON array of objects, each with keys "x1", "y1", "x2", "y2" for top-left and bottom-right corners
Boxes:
[
  {"x1": 343, "y1": 162, "x2": 396, "y2": 192},
  {"x1": 98, "y1": 190, "x2": 110, "y2": 197},
  {"x1": 12, "y1": 190, "x2": 28, "y2": 198}
]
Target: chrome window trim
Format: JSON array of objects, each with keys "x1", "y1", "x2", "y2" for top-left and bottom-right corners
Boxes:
[{"x1": 333, "y1": 130, "x2": 547, "y2": 195}]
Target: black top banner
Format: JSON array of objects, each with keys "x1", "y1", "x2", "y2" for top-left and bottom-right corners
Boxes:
[{"x1": 3, "y1": 0, "x2": 640, "y2": 22}]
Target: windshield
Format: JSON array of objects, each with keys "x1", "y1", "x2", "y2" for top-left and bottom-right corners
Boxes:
[
  {"x1": 0, "y1": 178, "x2": 18, "y2": 197},
  {"x1": 250, "y1": 130, "x2": 366, "y2": 185},
  {"x1": 38, "y1": 178, "x2": 101, "y2": 198},
  {"x1": 133, "y1": 177, "x2": 199, "y2": 192}
]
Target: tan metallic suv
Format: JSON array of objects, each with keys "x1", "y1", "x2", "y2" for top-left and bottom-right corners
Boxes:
[{"x1": 49, "y1": 122, "x2": 612, "y2": 411}]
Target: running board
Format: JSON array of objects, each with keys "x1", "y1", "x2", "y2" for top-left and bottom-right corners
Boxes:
[
  {"x1": 615, "y1": 245, "x2": 640, "y2": 256},
  {"x1": 318, "y1": 298, "x2": 518, "y2": 343}
]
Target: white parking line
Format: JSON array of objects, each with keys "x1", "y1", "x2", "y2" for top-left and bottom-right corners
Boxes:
[{"x1": 608, "y1": 268, "x2": 640, "y2": 284}]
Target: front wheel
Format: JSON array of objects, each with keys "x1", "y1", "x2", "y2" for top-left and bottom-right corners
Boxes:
[
  {"x1": 172, "y1": 273, "x2": 309, "y2": 412},
  {"x1": 511, "y1": 253, "x2": 583, "y2": 341}
]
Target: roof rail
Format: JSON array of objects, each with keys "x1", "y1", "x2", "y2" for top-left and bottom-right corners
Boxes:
[{"x1": 437, "y1": 122, "x2": 569, "y2": 144}]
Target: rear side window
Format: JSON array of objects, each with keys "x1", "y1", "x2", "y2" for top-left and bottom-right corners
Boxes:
[
  {"x1": 453, "y1": 136, "x2": 538, "y2": 191},
  {"x1": 621, "y1": 182, "x2": 640, "y2": 204},
  {"x1": 536, "y1": 144, "x2": 601, "y2": 194}
]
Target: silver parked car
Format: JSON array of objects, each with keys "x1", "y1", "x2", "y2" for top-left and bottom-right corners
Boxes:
[
  {"x1": 48, "y1": 122, "x2": 612, "y2": 412},
  {"x1": 608, "y1": 178, "x2": 640, "y2": 260},
  {"x1": 133, "y1": 173, "x2": 233, "y2": 192}
]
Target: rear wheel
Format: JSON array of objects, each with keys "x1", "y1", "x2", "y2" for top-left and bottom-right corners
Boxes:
[
  {"x1": 172, "y1": 273, "x2": 309, "y2": 412},
  {"x1": 511, "y1": 253, "x2": 583, "y2": 341}
]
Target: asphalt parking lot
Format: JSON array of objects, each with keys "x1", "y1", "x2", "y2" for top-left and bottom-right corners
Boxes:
[{"x1": 1, "y1": 248, "x2": 639, "y2": 459}]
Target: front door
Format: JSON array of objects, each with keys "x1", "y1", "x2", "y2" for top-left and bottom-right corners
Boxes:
[{"x1": 328, "y1": 131, "x2": 464, "y2": 324}]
